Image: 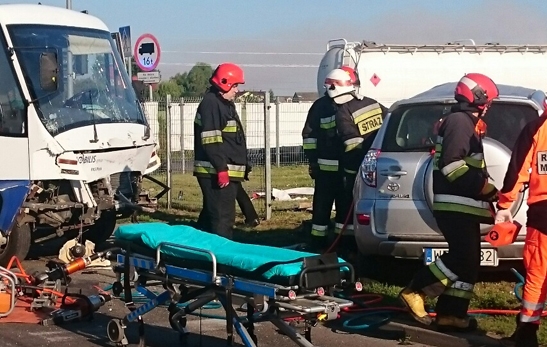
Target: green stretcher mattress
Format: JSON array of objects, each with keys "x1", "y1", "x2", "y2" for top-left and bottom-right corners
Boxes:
[{"x1": 114, "y1": 222, "x2": 349, "y2": 286}]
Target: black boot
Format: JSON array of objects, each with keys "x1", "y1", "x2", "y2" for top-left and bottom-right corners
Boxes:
[
  {"x1": 506, "y1": 314, "x2": 521, "y2": 341},
  {"x1": 435, "y1": 315, "x2": 478, "y2": 333},
  {"x1": 245, "y1": 218, "x2": 260, "y2": 227},
  {"x1": 513, "y1": 322, "x2": 539, "y2": 347}
]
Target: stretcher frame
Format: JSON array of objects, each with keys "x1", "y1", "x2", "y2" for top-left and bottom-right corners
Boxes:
[{"x1": 106, "y1": 241, "x2": 361, "y2": 347}]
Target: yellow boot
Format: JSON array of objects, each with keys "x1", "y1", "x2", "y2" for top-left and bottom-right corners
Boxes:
[
  {"x1": 436, "y1": 315, "x2": 478, "y2": 333},
  {"x1": 399, "y1": 287, "x2": 432, "y2": 326}
]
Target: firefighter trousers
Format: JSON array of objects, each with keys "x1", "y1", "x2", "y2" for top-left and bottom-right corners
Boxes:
[
  {"x1": 409, "y1": 217, "x2": 481, "y2": 318},
  {"x1": 520, "y1": 226, "x2": 547, "y2": 325},
  {"x1": 196, "y1": 177, "x2": 239, "y2": 240},
  {"x1": 310, "y1": 170, "x2": 345, "y2": 238}
]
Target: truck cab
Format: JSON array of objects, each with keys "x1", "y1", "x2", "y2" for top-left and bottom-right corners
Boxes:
[{"x1": 0, "y1": 4, "x2": 160, "y2": 265}]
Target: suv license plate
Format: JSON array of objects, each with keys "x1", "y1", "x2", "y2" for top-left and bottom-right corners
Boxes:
[{"x1": 423, "y1": 248, "x2": 498, "y2": 267}]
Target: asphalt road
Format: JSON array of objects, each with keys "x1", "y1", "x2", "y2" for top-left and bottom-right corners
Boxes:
[{"x1": 0, "y1": 255, "x2": 435, "y2": 347}]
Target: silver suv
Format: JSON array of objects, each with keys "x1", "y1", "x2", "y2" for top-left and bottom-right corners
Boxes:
[{"x1": 353, "y1": 83, "x2": 546, "y2": 269}]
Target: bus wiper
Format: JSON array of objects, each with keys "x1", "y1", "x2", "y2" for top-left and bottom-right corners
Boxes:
[
  {"x1": 88, "y1": 90, "x2": 99, "y2": 143},
  {"x1": 142, "y1": 122, "x2": 151, "y2": 140}
]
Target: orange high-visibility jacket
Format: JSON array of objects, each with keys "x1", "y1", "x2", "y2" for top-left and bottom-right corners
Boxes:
[{"x1": 498, "y1": 113, "x2": 547, "y2": 232}]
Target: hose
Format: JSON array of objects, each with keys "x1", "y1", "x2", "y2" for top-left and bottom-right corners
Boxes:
[
  {"x1": 97, "y1": 199, "x2": 537, "y2": 331},
  {"x1": 319, "y1": 199, "x2": 547, "y2": 330}
]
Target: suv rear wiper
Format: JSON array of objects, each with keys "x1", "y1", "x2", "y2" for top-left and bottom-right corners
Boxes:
[
  {"x1": 88, "y1": 90, "x2": 99, "y2": 143},
  {"x1": 401, "y1": 145, "x2": 435, "y2": 152}
]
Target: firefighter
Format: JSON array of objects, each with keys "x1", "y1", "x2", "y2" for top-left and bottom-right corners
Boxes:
[
  {"x1": 398, "y1": 73, "x2": 499, "y2": 332},
  {"x1": 331, "y1": 68, "x2": 388, "y2": 252},
  {"x1": 302, "y1": 67, "x2": 359, "y2": 248},
  {"x1": 194, "y1": 63, "x2": 247, "y2": 240},
  {"x1": 495, "y1": 102, "x2": 547, "y2": 347}
]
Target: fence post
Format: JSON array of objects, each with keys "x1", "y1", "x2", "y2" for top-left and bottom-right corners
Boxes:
[
  {"x1": 166, "y1": 94, "x2": 172, "y2": 209},
  {"x1": 179, "y1": 97, "x2": 185, "y2": 173},
  {"x1": 275, "y1": 97, "x2": 280, "y2": 167},
  {"x1": 264, "y1": 92, "x2": 272, "y2": 220}
]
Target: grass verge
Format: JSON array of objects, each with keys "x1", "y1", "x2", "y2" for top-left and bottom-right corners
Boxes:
[
  {"x1": 362, "y1": 279, "x2": 547, "y2": 344},
  {"x1": 143, "y1": 164, "x2": 314, "y2": 219}
]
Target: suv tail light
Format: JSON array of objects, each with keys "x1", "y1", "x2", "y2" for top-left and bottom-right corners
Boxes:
[
  {"x1": 356, "y1": 213, "x2": 370, "y2": 225},
  {"x1": 360, "y1": 149, "x2": 381, "y2": 187}
]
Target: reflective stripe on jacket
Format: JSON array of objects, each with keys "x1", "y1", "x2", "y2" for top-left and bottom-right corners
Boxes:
[
  {"x1": 193, "y1": 90, "x2": 247, "y2": 181},
  {"x1": 498, "y1": 114, "x2": 547, "y2": 233},
  {"x1": 335, "y1": 94, "x2": 387, "y2": 175},
  {"x1": 432, "y1": 110, "x2": 494, "y2": 223},
  {"x1": 301, "y1": 95, "x2": 343, "y2": 172}
]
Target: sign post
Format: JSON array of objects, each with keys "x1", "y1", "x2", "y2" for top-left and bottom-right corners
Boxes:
[
  {"x1": 134, "y1": 33, "x2": 161, "y2": 72},
  {"x1": 137, "y1": 71, "x2": 161, "y2": 84},
  {"x1": 134, "y1": 33, "x2": 161, "y2": 101},
  {"x1": 118, "y1": 26, "x2": 132, "y2": 59},
  {"x1": 118, "y1": 26, "x2": 132, "y2": 77}
]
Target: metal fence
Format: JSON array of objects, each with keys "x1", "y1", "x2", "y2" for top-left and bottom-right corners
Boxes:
[{"x1": 140, "y1": 94, "x2": 314, "y2": 220}]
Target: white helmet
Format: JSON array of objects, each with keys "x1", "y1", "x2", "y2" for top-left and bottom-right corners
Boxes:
[{"x1": 324, "y1": 68, "x2": 355, "y2": 99}]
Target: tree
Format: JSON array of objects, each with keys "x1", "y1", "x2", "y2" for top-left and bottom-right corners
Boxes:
[
  {"x1": 150, "y1": 62, "x2": 214, "y2": 99},
  {"x1": 179, "y1": 62, "x2": 213, "y2": 97},
  {"x1": 269, "y1": 89, "x2": 275, "y2": 101},
  {"x1": 131, "y1": 58, "x2": 140, "y2": 76},
  {"x1": 155, "y1": 80, "x2": 182, "y2": 100}
]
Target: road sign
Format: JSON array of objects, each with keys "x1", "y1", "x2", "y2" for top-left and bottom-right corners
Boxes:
[
  {"x1": 134, "y1": 33, "x2": 161, "y2": 72},
  {"x1": 119, "y1": 26, "x2": 132, "y2": 58},
  {"x1": 137, "y1": 71, "x2": 161, "y2": 84}
]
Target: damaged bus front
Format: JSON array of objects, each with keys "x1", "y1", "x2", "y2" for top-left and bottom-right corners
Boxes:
[{"x1": 0, "y1": 4, "x2": 162, "y2": 265}]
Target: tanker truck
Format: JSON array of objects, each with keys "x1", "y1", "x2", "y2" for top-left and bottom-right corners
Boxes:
[
  {"x1": 317, "y1": 38, "x2": 547, "y2": 107},
  {"x1": 0, "y1": 4, "x2": 162, "y2": 265}
]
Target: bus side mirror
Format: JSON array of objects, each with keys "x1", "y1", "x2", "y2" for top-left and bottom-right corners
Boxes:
[{"x1": 39, "y1": 52, "x2": 58, "y2": 92}]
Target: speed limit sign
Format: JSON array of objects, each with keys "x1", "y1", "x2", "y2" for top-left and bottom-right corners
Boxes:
[{"x1": 134, "y1": 33, "x2": 161, "y2": 72}]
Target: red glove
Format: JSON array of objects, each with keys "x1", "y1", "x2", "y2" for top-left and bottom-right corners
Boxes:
[{"x1": 218, "y1": 171, "x2": 230, "y2": 188}]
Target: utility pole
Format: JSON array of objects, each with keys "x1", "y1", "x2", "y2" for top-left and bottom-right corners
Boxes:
[{"x1": 66, "y1": 0, "x2": 72, "y2": 9}]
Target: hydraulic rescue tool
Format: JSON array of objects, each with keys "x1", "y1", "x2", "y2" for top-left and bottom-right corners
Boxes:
[
  {"x1": 35, "y1": 248, "x2": 119, "y2": 285},
  {"x1": 41, "y1": 291, "x2": 112, "y2": 326}
]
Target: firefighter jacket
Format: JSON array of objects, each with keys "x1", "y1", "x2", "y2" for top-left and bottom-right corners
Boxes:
[
  {"x1": 193, "y1": 89, "x2": 247, "y2": 181},
  {"x1": 498, "y1": 114, "x2": 547, "y2": 233},
  {"x1": 432, "y1": 109, "x2": 495, "y2": 223},
  {"x1": 335, "y1": 94, "x2": 387, "y2": 175},
  {"x1": 301, "y1": 95, "x2": 343, "y2": 172}
]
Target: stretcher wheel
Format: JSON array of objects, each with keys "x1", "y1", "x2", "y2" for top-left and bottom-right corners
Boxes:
[
  {"x1": 112, "y1": 282, "x2": 123, "y2": 297},
  {"x1": 107, "y1": 319, "x2": 126, "y2": 343}
]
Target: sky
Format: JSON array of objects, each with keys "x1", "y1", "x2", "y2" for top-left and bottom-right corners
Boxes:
[{"x1": 3, "y1": 0, "x2": 547, "y2": 95}]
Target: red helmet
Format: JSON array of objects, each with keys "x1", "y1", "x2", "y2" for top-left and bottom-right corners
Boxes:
[
  {"x1": 340, "y1": 66, "x2": 360, "y2": 87},
  {"x1": 454, "y1": 73, "x2": 499, "y2": 109},
  {"x1": 210, "y1": 63, "x2": 245, "y2": 92}
]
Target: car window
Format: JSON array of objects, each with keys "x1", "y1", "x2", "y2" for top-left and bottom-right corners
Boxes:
[{"x1": 381, "y1": 102, "x2": 538, "y2": 152}]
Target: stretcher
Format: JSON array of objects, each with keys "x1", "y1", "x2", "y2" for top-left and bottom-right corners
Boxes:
[{"x1": 105, "y1": 223, "x2": 361, "y2": 347}]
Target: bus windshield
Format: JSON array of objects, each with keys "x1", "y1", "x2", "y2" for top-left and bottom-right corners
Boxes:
[{"x1": 8, "y1": 24, "x2": 146, "y2": 136}]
